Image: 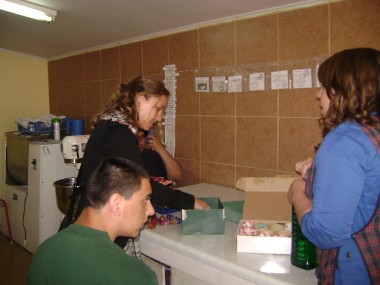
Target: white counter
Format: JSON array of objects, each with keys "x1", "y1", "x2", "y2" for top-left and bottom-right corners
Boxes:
[{"x1": 140, "y1": 183, "x2": 318, "y2": 285}]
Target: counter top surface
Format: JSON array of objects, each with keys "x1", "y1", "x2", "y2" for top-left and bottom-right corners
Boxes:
[{"x1": 140, "y1": 183, "x2": 318, "y2": 285}]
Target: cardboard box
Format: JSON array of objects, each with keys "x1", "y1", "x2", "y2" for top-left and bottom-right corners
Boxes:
[
  {"x1": 235, "y1": 177, "x2": 294, "y2": 254},
  {"x1": 181, "y1": 197, "x2": 225, "y2": 235},
  {"x1": 222, "y1": 200, "x2": 244, "y2": 223}
]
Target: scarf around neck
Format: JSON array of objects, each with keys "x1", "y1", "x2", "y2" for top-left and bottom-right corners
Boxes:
[{"x1": 100, "y1": 110, "x2": 138, "y2": 134}]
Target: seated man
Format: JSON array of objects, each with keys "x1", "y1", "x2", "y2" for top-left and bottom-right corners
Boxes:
[
  {"x1": 27, "y1": 157, "x2": 157, "y2": 285},
  {"x1": 138, "y1": 129, "x2": 182, "y2": 186}
]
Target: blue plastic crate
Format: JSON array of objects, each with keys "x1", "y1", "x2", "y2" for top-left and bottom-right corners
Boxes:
[
  {"x1": 60, "y1": 118, "x2": 70, "y2": 133},
  {"x1": 18, "y1": 121, "x2": 52, "y2": 134},
  {"x1": 17, "y1": 118, "x2": 69, "y2": 134}
]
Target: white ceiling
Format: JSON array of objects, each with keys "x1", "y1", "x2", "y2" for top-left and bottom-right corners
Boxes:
[{"x1": 0, "y1": 0, "x2": 326, "y2": 60}]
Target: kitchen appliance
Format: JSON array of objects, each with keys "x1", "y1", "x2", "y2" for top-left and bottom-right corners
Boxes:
[
  {"x1": 5, "y1": 132, "x2": 49, "y2": 185},
  {"x1": 53, "y1": 177, "x2": 76, "y2": 216},
  {"x1": 53, "y1": 135, "x2": 89, "y2": 219},
  {"x1": 2, "y1": 133, "x2": 78, "y2": 253},
  {"x1": 61, "y1": 135, "x2": 89, "y2": 167}
]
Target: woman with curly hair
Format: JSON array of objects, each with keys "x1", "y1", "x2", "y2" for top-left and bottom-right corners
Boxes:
[
  {"x1": 75, "y1": 76, "x2": 209, "y2": 256},
  {"x1": 288, "y1": 48, "x2": 380, "y2": 285}
]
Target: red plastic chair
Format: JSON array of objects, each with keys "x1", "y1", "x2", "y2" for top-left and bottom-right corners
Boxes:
[{"x1": 0, "y1": 199, "x2": 13, "y2": 243}]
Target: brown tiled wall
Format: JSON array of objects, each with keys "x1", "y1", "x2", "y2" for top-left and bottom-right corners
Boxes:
[{"x1": 48, "y1": 0, "x2": 380, "y2": 188}]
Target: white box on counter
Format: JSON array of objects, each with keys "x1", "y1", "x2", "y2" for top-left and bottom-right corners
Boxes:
[{"x1": 235, "y1": 177, "x2": 295, "y2": 255}]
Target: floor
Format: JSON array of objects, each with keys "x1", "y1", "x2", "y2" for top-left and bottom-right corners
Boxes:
[{"x1": 0, "y1": 232, "x2": 32, "y2": 285}]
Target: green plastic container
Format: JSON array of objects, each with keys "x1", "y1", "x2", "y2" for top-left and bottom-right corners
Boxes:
[{"x1": 181, "y1": 197, "x2": 225, "y2": 235}]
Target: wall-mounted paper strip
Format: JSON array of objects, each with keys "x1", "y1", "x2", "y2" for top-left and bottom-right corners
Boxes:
[{"x1": 163, "y1": 64, "x2": 179, "y2": 156}]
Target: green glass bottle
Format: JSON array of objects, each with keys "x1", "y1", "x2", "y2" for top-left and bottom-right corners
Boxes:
[{"x1": 291, "y1": 207, "x2": 317, "y2": 270}]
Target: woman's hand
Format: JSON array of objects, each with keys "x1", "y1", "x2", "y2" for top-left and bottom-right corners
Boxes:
[
  {"x1": 194, "y1": 198, "x2": 211, "y2": 210},
  {"x1": 161, "y1": 179, "x2": 174, "y2": 186},
  {"x1": 147, "y1": 134, "x2": 182, "y2": 181},
  {"x1": 288, "y1": 178, "x2": 307, "y2": 204},
  {"x1": 147, "y1": 134, "x2": 165, "y2": 153},
  {"x1": 295, "y1": 157, "x2": 313, "y2": 179},
  {"x1": 288, "y1": 178, "x2": 312, "y2": 223}
]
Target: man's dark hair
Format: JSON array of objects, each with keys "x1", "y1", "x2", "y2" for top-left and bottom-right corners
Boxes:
[{"x1": 86, "y1": 157, "x2": 149, "y2": 209}]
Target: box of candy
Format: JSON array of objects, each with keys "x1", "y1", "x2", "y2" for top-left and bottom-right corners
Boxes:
[
  {"x1": 235, "y1": 176, "x2": 295, "y2": 254},
  {"x1": 237, "y1": 219, "x2": 292, "y2": 254},
  {"x1": 181, "y1": 197, "x2": 225, "y2": 235}
]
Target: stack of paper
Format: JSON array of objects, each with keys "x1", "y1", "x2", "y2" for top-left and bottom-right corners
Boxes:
[{"x1": 163, "y1": 64, "x2": 179, "y2": 156}]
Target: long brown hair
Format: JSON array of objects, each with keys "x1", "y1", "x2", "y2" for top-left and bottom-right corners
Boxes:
[
  {"x1": 91, "y1": 76, "x2": 170, "y2": 129},
  {"x1": 318, "y1": 48, "x2": 380, "y2": 136}
]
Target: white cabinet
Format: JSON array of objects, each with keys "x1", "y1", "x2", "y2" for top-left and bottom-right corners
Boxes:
[
  {"x1": 2, "y1": 140, "x2": 78, "y2": 253},
  {"x1": 2, "y1": 185, "x2": 28, "y2": 246},
  {"x1": 25, "y1": 141, "x2": 78, "y2": 253}
]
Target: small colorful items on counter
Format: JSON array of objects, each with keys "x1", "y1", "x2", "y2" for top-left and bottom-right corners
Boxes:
[
  {"x1": 147, "y1": 213, "x2": 181, "y2": 228},
  {"x1": 269, "y1": 223, "x2": 285, "y2": 232},
  {"x1": 158, "y1": 214, "x2": 181, "y2": 226},
  {"x1": 238, "y1": 220, "x2": 291, "y2": 238},
  {"x1": 257, "y1": 223, "x2": 268, "y2": 229},
  {"x1": 257, "y1": 229, "x2": 274, "y2": 237},
  {"x1": 240, "y1": 220, "x2": 257, "y2": 235}
]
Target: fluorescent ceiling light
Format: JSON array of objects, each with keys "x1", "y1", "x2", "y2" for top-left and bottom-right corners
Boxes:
[{"x1": 0, "y1": 0, "x2": 57, "y2": 22}]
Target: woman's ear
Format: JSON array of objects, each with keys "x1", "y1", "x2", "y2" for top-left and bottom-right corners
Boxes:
[
  {"x1": 135, "y1": 92, "x2": 146, "y2": 105},
  {"x1": 135, "y1": 92, "x2": 146, "y2": 114}
]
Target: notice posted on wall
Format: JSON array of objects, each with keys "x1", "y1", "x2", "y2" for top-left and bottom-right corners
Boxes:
[
  {"x1": 212, "y1": 76, "x2": 227, "y2": 92},
  {"x1": 249, "y1": 72, "x2": 265, "y2": 91},
  {"x1": 228, "y1": 75, "x2": 243, "y2": 92},
  {"x1": 271, "y1": 70, "x2": 289, "y2": 90},
  {"x1": 292, "y1": 68, "x2": 312, "y2": 89},
  {"x1": 195, "y1": 77, "x2": 210, "y2": 92}
]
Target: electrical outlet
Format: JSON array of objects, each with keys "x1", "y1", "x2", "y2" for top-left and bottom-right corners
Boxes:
[{"x1": 13, "y1": 193, "x2": 18, "y2": 201}]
